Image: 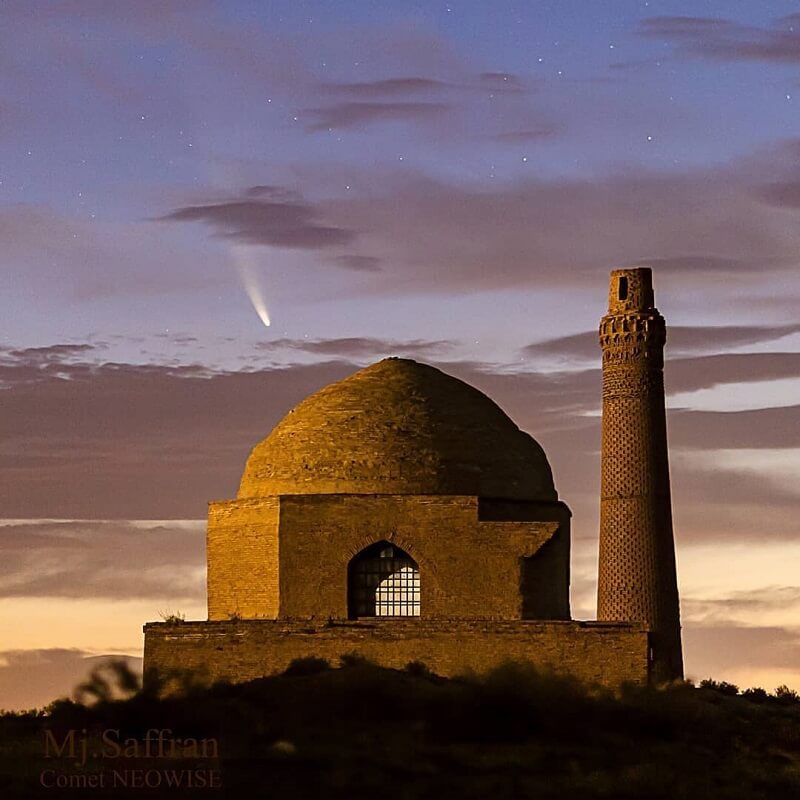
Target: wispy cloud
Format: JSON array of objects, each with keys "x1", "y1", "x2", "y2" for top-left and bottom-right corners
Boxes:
[
  {"x1": 524, "y1": 324, "x2": 800, "y2": 361},
  {"x1": 0, "y1": 648, "x2": 142, "y2": 711},
  {"x1": 301, "y1": 101, "x2": 449, "y2": 133},
  {"x1": 491, "y1": 124, "x2": 562, "y2": 143},
  {"x1": 319, "y1": 77, "x2": 451, "y2": 97},
  {"x1": 156, "y1": 197, "x2": 355, "y2": 249},
  {"x1": 331, "y1": 254, "x2": 382, "y2": 272},
  {"x1": 0, "y1": 520, "x2": 205, "y2": 600},
  {"x1": 258, "y1": 337, "x2": 454, "y2": 359},
  {"x1": 148, "y1": 142, "x2": 800, "y2": 300},
  {"x1": 640, "y1": 14, "x2": 800, "y2": 64},
  {"x1": 3, "y1": 341, "x2": 800, "y2": 539}
]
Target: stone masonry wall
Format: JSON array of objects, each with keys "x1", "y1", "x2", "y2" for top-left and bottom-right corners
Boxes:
[
  {"x1": 206, "y1": 494, "x2": 570, "y2": 621},
  {"x1": 207, "y1": 497, "x2": 279, "y2": 620},
  {"x1": 143, "y1": 619, "x2": 650, "y2": 689}
]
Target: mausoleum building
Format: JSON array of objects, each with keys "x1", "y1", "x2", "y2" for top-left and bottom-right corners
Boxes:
[{"x1": 144, "y1": 268, "x2": 682, "y2": 688}]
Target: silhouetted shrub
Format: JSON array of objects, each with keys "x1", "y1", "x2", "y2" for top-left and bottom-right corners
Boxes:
[
  {"x1": 742, "y1": 687, "x2": 769, "y2": 704},
  {"x1": 2, "y1": 664, "x2": 798, "y2": 798},
  {"x1": 429, "y1": 662, "x2": 600, "y2": 744},
  {"x1": 73, "y1": 659, "x2": 141, "y2": 705},
  {"x1": 283, "y1": 656, "x2": 331, "y2": 677},
  {"x1": 774, "y1": 685, "x2": 800, "y2": 705},
  {"x1": 339, "y1": 652, "x2": 375, "y2": 668},
  {"x1": 158, "y1": 609, "x2": 186, "y2": 624},
  {"x1": 404, "y1": 660, "x2": 433, "y2": 677},
  {"x1": 699, "y1": 678, "x2": 739, "y2": 696}
]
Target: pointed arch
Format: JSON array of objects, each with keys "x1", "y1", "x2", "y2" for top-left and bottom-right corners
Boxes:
[{"x1": 347, "y1": 541, "x2": 420, "y2": 619}]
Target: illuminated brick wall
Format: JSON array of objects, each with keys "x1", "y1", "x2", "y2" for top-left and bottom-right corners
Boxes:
[
  {"x1": 144, "y1": 618, "x2": 650, "y2": 689},
  {"x1": 206, "y1": 494, "x2": 571, "y2": 622}
]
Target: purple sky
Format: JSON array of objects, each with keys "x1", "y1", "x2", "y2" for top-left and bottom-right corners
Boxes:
[{"x1": 2, "y1": 0, "x2": 800, "y2": 708}]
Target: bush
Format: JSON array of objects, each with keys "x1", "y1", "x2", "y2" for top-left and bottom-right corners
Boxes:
[
  {"x1": 774, "y1": 685, "x2": 800, "y2": 705},
  {"x1": 428, "y1": 662, "x2": 598, "y2": 744},
  {"x1": 742, "y1": 687, "x2": 769, "y2": 704},
  {"x1": 158, "y1": 610, "x2": 186, "y2": 624},
  {"x1": 283, "y1": 657, "x2": 331, "y2": 677},
  {"x1": 339, "y1": 652, "x2": 375, "y2": 668},
  {"x1": 404, "y1": 660, "x2": 434, "y2": 678},
  {"x1": 73, "y1": 660, "x2": 141, "y2": 705},
  {"x1": 699, "y1": 679, "x2": 739, "y2": 696}
]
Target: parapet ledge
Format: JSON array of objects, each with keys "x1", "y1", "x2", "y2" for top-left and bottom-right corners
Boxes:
[{"x1": 144, "y1": 618, "x2": 649, "y2": 634}]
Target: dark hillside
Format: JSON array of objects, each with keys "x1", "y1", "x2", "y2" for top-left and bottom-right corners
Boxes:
[{"x1": 1, "y1": 660, "x2": 798, "y2": 799}]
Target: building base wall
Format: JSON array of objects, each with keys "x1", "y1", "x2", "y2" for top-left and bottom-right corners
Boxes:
[{"x1": 143, "y1": 619, "x2": 650, "y2": 689}]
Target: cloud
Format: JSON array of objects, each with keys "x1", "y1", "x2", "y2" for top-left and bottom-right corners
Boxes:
[
  {"x1": 670, "y1": 405, "x2": 800, "y2": 451},
  {"x1": 0, "y1": 520, "x2": 205, "y2": 600},
  {"x1": 0, "y1": 350, "x2": 357, "y2": 517},
  {"x1": 639, "y1": 14, "x2": 800, "y2": 64},
  {"x1": 0, "y1": 205, "x2": 228, "y2": 300},
  {"x1": 243, "y1": 185, "x2": 300, "y2": 201},
  {"x1": 759, "y1": 180, "x2": 800, "y2": 208},
  {"x1": 608, "y1": 58, "x2": 665, "y2": 72},
  {"x1": 313, "y1": 152, "x2": 800, "y2": 294},
  {"x1": 477, "y1": 72, "x2": 525, "y2": 91},
  {"x1": 524, "y1": 324, "x2": 800, "y2": 361},
  {"x1": 302, "y1": 101, "x2": 449, "y2": 133},
  {"x1": 683, "y1": 623, "x2": 800, "y2": 676},
  {"x1": 320, "y1": 77, "x2": 451, "y2": 97},
  {"x1": 491, "y1": 124, "x2": 562, "y2": 143},
  {"x1": 319, "y1": 72, "x2": 525, "y2": 99},
  {"x1": 2, "y1": 341, "x2": 800, "y2": 697},
  {"x1": 6, "y1": 343, "x2": 99, "y2": 361},
  {"x1": 668, "y1": 352, "x2": 800, "y2": 393},
  {"x1": 0, "y1": 648, "x2": 142, "y2": 711},
  {"x1": 640, "y1": 255, "x2": 750, "y2": 273},
  {"x1": 331, "y1": 254, "x2": 382, "y2": 272},
  {"x1": 157, "y1": 199, "x2": 355, "y2": 249},
  {"x1": 2, "y1": 341, "x2": 800, "y2": 540},
  {"x1": 684, "y1": 586, "x2": 800, "y2": 620},
  {"x1": 17, "y1": 142, "x2": 800, "y2": 307},
  {"x1": 259, "y1": 337, "x2": 454, "y2": 359}
]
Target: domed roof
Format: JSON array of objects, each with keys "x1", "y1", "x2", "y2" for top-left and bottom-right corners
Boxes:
[{"x1": 238, "y1": 358, "x2": 557, "y2": 501}]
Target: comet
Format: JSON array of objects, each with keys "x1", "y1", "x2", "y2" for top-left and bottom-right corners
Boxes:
[{"x1": 234, "y1": 247, "x2": 271, "y2": 328}]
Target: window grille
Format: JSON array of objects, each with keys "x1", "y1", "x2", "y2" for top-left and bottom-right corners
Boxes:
[{"x1": 348, "y1": 542, "x2": 420, "y2": 618}]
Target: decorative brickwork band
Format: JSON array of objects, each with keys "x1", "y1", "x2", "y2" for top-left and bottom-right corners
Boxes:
[{"x1": 597, "y1": 267, "x2": 683, "y2": 683}]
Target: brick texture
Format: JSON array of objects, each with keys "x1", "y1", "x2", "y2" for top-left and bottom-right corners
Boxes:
[
  {"x1": 237, "y1": 358, "x2": 557, "y2": 502},
  {"x1": 143, "y1": 349, "x2": 674, "y2": 691},
  {"x1": 143, "y1": 619, "x2": 651, "y2": 689},
  {"x1": 207, "y1": 493, "x2": 571, "y2": 622},
  {"x1": 597, "y1": 267, "x2": 683, "y2": 682}
]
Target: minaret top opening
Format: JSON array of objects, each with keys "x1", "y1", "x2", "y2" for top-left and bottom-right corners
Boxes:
[{"x1": 607, "y1": 267, "x2": 655, "y2": 314}]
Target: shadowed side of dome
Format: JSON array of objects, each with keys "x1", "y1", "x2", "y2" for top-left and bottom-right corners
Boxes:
[{"x1": 238, "y1": 358, "x2": 557, "y2": 501}]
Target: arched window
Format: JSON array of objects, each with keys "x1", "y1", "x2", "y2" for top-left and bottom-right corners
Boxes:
[{"x1": 347, "y1": 542, "x2": 420, "y2": 618}]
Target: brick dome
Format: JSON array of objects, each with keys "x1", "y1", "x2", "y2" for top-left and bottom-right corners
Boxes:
[{"x1": 238, "y1": 357, "x2": 557, "y2": 501}]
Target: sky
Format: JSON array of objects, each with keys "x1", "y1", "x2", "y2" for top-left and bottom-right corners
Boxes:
[{"x1": 2, "y1": 0, "x2": 800, "y2": 709}]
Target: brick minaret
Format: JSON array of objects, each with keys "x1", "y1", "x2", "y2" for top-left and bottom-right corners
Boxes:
[{"x1": 597, "y1": 267, "x2": 683, "y2": 682}]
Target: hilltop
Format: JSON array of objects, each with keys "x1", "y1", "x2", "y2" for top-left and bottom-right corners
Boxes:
[{"x1": 0, "y1": 659, "x2": 798, "y2": 799}]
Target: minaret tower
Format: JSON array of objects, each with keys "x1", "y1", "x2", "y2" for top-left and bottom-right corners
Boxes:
[{"x1": 597, "y1": 267, "x2": 683, "y2": 682}]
